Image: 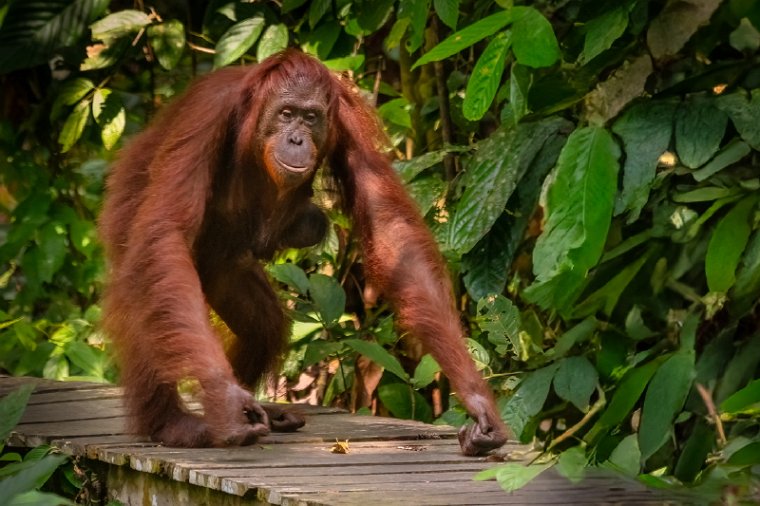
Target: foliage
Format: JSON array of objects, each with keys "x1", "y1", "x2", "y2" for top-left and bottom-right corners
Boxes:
[
  {"x1": 1, "y1": 0, "x2": 760, "y2": 501},
  {"x1": 0, "y1": 386, "x2": 77, "y2": 505}
]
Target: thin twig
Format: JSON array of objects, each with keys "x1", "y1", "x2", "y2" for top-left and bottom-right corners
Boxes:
[
  {"x1": 696, "y1": 383, "x2": 727, "y2": 445},
  {"x1": 547, "y1": 386, "x2": 606, "y2": 451},
  {"x1": 187, "y1": 41, "x2": 216, "y2": 55}
]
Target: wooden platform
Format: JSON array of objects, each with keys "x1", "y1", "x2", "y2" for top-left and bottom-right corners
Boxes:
[{"x1": 2, "y1": 376, "x2": 673, "y2": 505}]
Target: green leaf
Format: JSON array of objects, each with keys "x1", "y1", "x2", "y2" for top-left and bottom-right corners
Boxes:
[
  {"x1": 377, "y1": 383, "x2": 432, "y2": 422},
  {"x1": 213, "y1": 16, "x2": 265, "y2": 68},
  {"x1": 511, "y1": 6, "x2": 560, "y2": 68},
  {"x1": 309, "y1": 0, "x2": 331, "y2": 28},
  {"x1": 353, "y1": 0, "x2": 394, "y2": 35},
  {"x1": 412, "y1": 10, "x2": 512, "y2": 69},
  {"x1": 308, "y1": 273, "x2": 346, "y2": 325},
  {"x1": 706, "y1": 195, "x2": 757, "y2": 293},
  {"x1": 257, "y1": 23, "x2": 288, "y2": 61},
  {"x1": 639, "y1": 351, "x2": 695, "y2": 461},
  {"x1": 344, "y1": 339, "x2": 409, "y2": 381},
  {"x1": 303, "y1": 341, "x2": 342, "y2": 367},
  {"x1": 605, "y1": 434, "x2": 641, "y2": 476},
  {"x1": 406, "y1": 175, "x2": 446, "y2": 216},
  {"x1": 509, "y1": 62, "x2": 531, "y2": 123},
  {"x1": 301, "y1": 21, "x2": 341, "y2": 59},
  {"x1": 526, "y1": 127, "x2": 620, "y2": 312},
  {"x1": 434, "y1": 0, "x2": 459, "y2": 29},
  {"x1": 731, "y1": 230, "x2": 760, "y2": 316},
  {"x1": 475, "y1": 463, "x2": 551, "y2": 492},
  {"x1": 612, "y1": 100, "x2": 677, "y2": 221},
  {"x1": 268, "y1": 263, "x2": 310, "y2": 295},
  {"x1": 721, "y1": 378, "x2": 760, "y2": 414},
  {"x1": 727, "y1": 441, "x2": 760, "y2": 466},
  {"x1": 412, "y1": 354, "x2": 441, "y2": 389},
  {"x1": 147, "y1": 19, "x2": 185, "y2": 70},
  {"x1": 65, "y1": 341, "x2": 106, "y2": 379},
  {"x1": 377, "y1": 98, "x2": 412, "y2": 129},
  {"x1": 0, "y1": 385, "x2": 34, "y2": 441},
  {"x1": 322, "y1": 55, "x2": 365, "y2": 72},
  {"x1": 58, "y1": 98, "x2": 91, "y2": 152},
  {"x1": 398, "y1": 0, "x2": 430, "y2": 53},
  {"x1": 502, "y1": 364, "x2": 559, "y2": 440},
  {"x1": 553, "y1": 356, "x2": 598, "y2": 412},
  {"x1": 573, "y1": 249, "x2": 651, "y2": 318},
  {"x1": 448, "y1": 117, "x2": 571, "y2": 254},
  {"x1": 8, "y1": 490, "x2": 74, "y2": 506},
  {"x1": 476, "y1": 294, "x2": 521, "y2": 356},
  {"x1": 692, "y1": 139, "x2": 751, "y2": 182},
  {"x1": 580, "y1": 7, "x2": 628, "y2": 64},
  {"x1": 50, "y1": 78, "x2": 94, "y2": 120},
  {"x1": 716, "y1": 89, "x2": 760, "y2": 150},
  {"x1": 674, "y1": 420, "x2": 713, "y2": 482},
  {"x1": 384, "y1": 18, "x2": 411, "y2": 51},
  {"x1": 586, "y1": 356, "x2": 665, "y2": 442},
  {"x1": 92, "y1": 88, "x2": 125, "y2": 150},
  {"x1": 556, "y1": 446, "x2": 587, "y2": 483},
  {"x1": 36, "y1": 222, "x2": 67, "y2": 282},
  {"x1": 0, "y1": 454, "x2": 68, "y2": 500},
  {"x1": 282, "y1": 0, "x2": 308, "y2": 14},
  {"x1": 0, "y1": 0, "x2": 109, "y2": 73},
  {"x1": 463, "y1": 30, "x2": 511, "y2": 121},
  {"x1": 90, "y1": 9, "x2": 151, "y2": 42},
  {"x1": 674, "y1": 99, "x2": 728, "y2": 169}
]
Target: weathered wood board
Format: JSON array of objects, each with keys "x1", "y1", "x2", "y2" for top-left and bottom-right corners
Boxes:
[{"x1": 2, "y1": 376, "x2": 676, "y2": 505}]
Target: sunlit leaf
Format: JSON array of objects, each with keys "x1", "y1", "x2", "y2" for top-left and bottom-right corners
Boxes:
[
  {"x1": 511, "y1": 6, "x2": 560, "y2": 68},
  {"x1": 213, "y1": 16, "x2": 265, "y2": 68},
  {"x1": 58, "y1": 98, "x2": 91, "y2": 153},
  {"x1": 256, "y1": 23, "x2": 288, "y2": 61},
  {"x1": 92, "y1": 88, "x2": 125, "y2": 150},
  {"x1": 90, "y1": 9, "x2": 150, "y2": 41},
  {"x1": 463, "y1": 30, "x2": 511, "y2": 120},
  {"x1": 147, "y1": 19, "x2": 185, "y2": 70},
  {"x1": 412, "y1": 10, "x2": 512, "y2": 68}
]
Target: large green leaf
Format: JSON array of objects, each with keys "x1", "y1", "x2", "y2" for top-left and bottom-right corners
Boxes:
[
  {"x1": 344, "y1": 339, "x2": 409, "y2": 381},
  {"x1": 213, "y1": 16, "x2": 265, "y2": 68},
  {"x1": 397, "y1": 0, "x2": 430, "y2": 52},
  {"x1": 0, "y1": 0, "x2": 109, "y2": 73},
  {"x1": 511, "y1": 6, "x2": 561, "y2": 68},
  {"x1": 475, "y1": 462, "x2": 552, "y2": 492},
  {"x1": 553, "y1": 356, "x2": 598, "y2": 411},
  {"x1": 0, "y1": 454, "x2": 69, "y2": 500},
  {"x1": 92, "y1": 88, "x2": 125, "y2": 150},
  {"x1": 612, "y1": 100, "x2": 677, "y2": 221},
  {"x1": 50, "y1": 78, "x2": 94, "y2": 121},
  {"x1": 716, "y1": 89, "x2": 760, "y2": 150},
  {"x1": 463, "y1": 30, "x2": 512, "y2": 121},
  {"x1": 721, "y1": 378, "x2": 760, "y2": 415},
  {"x1": 731, "y1": 230, "x2": 760, "y2": 316},
  {"x1": 308, "y1": 274, "x2": 346, "y2": 325},
  {"x1": 706, "y1": 195, "x2": 757, "y2": 293},
  {"x1": 462, "y1": 132, "x2": 566, "y2": 299},
  {"x1": 434, "y1": 0, "x2": 459, "y2": 29},
  {"x1": 147, "y1": 19, "x2": 185, "y2": 70},
  {"x1": 674, "y1": 98, "x2": 728, "y2": 169},
  {"x1": 90, "y1": 9, "x2": 151, "y2": 41},
  {"x1": 412, "y1": 10, "x2": 512, "y2": 68},
  {"x1": 691, "y1": 139, "x2": 751, "y2": 182},
  {"x1": 268, "y1": 263, "x2": 309, "y2": 295},
  {"x1": 256, "y1": 23, "x2": 288, "y2": 61},
  {"x1": 525, "y1": 127, "x2": 620, "y2": 312},
  {"x1": 580, "y1": 6, "x2": 629, "y2": 64},
  {"x1": 0, "y1": 385, "x2": 34, "y2": 441},
  {"x1": 502, "y1": 364, "x2": 559, "y2": 441},
  {"x1": 585, "y1": 356, "x2": 665, "y2": 442},
  {"x1": 377, "y1": 383, "x2": 432, "y2": 422},
  {"x1": 448, "y1": 116, "x2": 571, "y2": 255},
  {"x1": 639, "y1": 351, "x2": 695, "y2": 461},
  {"x1": 58, "y1": 99, "x2": 91, "y2": 153}
]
